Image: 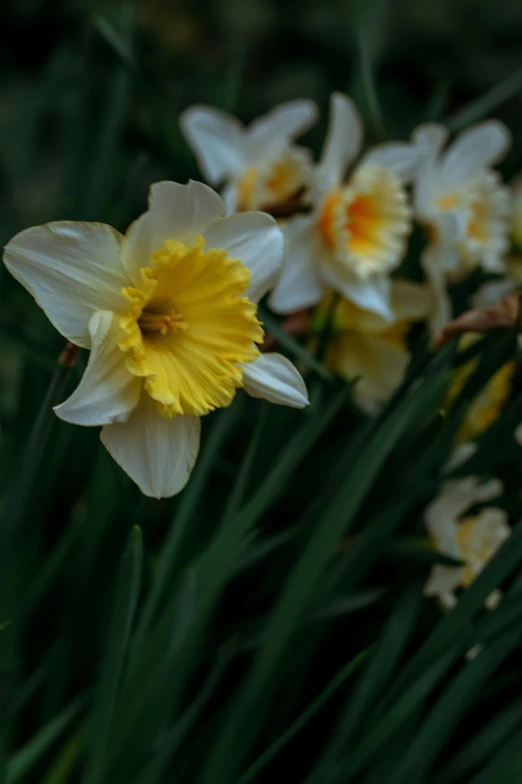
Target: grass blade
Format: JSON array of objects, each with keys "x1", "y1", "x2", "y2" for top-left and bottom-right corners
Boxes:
[
  {"x1": 7, "y1": 698, "x2": 84, "y2": 784},
  {"x1": 84, "y1": 526, "x2": 143, "y2": 784},
  {"x1": 236, "y1": 649, "x2": 370, "y2": 784}
]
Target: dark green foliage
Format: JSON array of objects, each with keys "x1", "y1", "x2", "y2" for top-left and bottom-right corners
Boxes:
[{"x1": 2, "y1": 2, "x2": 522, "y2": 782}]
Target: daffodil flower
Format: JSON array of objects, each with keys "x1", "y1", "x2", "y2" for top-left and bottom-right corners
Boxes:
[
  {"x1": 412, "y1": 121, "x2": 511, "y2": 335},
  {"x1": 424, "y1": 473, "x2": 510, "y2": 610},
  {"x1": 180, "y1": 100, "x2": 317, "y2": 212},
  {"x1": 269, "y1": 92, "x2": 422, "y2": 321},
  {"x1": 314, "y1": 280, "x2": 430, "y2": 412},
  {"x1": 3, "y1": 180, "x2": 308, "y2": 498}
]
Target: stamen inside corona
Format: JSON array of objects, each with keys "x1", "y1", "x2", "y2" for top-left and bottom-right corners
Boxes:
[
  {"x1": 119, "y1": 237, "x2": 263, "y2": 419},
  {"x1": 317, "y1": 165, "x2": 410, "y2": 278},
  {"x1": 138, "y1": 298, "x2": 188, "y2": 336}
]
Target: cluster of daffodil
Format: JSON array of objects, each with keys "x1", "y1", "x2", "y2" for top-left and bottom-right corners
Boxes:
[
  {"x1": 2, "y1": 90, "x2": 521, "y2": 607},
  {"x1": 181, "y1": 93, "x2": 515, "y2": 409}
]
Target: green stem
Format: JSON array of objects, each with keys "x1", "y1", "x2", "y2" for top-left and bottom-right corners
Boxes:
[{"x1": 314, "y1": 292, "x2": 340, "y2": 364}]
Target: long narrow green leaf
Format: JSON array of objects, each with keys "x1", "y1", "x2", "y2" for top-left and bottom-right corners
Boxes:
[
  {"x1": 310, "y1": 584, "x2": 424, "y2": 780},
  {"x1": 134, "y1": 405, "x2": 239, "y2": 644},
  {"x1": 447, "y1": 65, "x2": 522, "y2": 132},
  {"x1": 377, "y1": 518, "x2": 522, "y2": 713},
  {"x1": 468, "y1": 729, "x2": 522, "y2": 784},
  {"x1": 236, "y1": 649, "x2": 370, "y2": 784},
  {"x1": 439, "y1": 701, "x2": 522, "y2": 783},
  {"x1": 84, "y1": 526, "x2": 143, "y2": 784},
  {"x1": 338, "y1": 648, "x2": 461, "y2": 782},
  {"x1": 7, "y1": 698, "x2": 84, "y2": 784},
  {"x1": 199, "y1": 361, "x2": 447, "y2": 784},
  {"x1": 387, "y1": 628, "x2": 522, "y2": 784}
]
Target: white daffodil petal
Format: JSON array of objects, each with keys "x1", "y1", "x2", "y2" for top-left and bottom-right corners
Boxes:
[
  {"x1": 101, "y1": 396, "x2": 201, "y2": 498},
  {"x1": 323, "y1": 270, "x2": 393, "y2": 321},
  {"x1": 179, "y1": 105, "x2": 246, "y2": 184},
  {"x1": 247, "y1": 99, "x2": 318, "y2": 159},
  {"x1": 444, "y1": 442, "x2": 478, "y2": 472},
  {"x1": 269, "y1": 217, "x2": 323, "y2": 313},
  {"x1": 3, "y1": 222, "x2": 128, "y2": 348},
  {"x1": 360, "y1": 142, "x2": 423, "y2": 182},
  {"x1": 222, "y1": 182, "x2": 238, "y2": 215},
  {"x1": 203, "y1": 211, "x2": 284, "y2": 303},
  {"x1": 426, "y1": 477, "x2": 503, "y2": 541},
  {"x1": 242, "y1": 353, "x2": 309, "y2": 408},
  {"x1": 317, "y1": 92, "x2": 363, "y2": 188},
  {"x1": 412, "y1": 124, "x2": 449, "y2": 159},
  {"x1": 424, "y1": 564, "x2": 462, "y2": 607},
  {"x1": 440, "y1": 120, "x2": 511, "y2": 185},
  {"x1": 122, "y1": 180, "x2": 225, "y2": 286},
  {"x1": 54, "y1": 311, "x2": 141, "y2": 426},
  {"x1": 471, "y1": 279, "x2": 516, "y2": 308}
]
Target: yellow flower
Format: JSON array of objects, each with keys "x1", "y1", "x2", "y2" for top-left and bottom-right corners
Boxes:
[
  {"x1": 180, "y1": 101, "x2": 317, "y2": 211},
  {"x1": 3, "y1": 181, "x2": 309, "y2": 498},
  {"x1": 424, "y1": 473, "x2": 510, "y2": 610},
  {"x1": 445, "y1": 336, "x2": 514, "y2": 443},
  {"x1": 314, "y1": 279, "x2": 430, "y2": 412},
  {"x1": 269, "y1": 93, "x2": 422, "y2": 320}
]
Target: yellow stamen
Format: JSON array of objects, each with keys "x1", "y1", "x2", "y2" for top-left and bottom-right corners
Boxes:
[
  {"x1": 138, "y1": 302, "x2": 188, "y2": 336},
  {"x1": 317, "y1": 166, "x2": 410, "y2": 278}
]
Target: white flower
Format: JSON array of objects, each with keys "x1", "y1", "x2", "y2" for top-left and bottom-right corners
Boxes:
[
  {"x1": 180, "y1": 100, "x2": 318, "y2": 212},
  {"x1": 317, "y1": 279, "x2": 430, "y2": 412},
  {"x1": 3, "y1": 180, "x2": 309, "y2": 498},
  {"x1": 472, "y1": 175, "x2": 522, "y2": 308},
  {"x1": 412, "y1": 121, "x2": 511, "y2": 335},
  {"x1": 424, "y1": 473, "x2": 510, "y2": 610},
  {"x1": 269, "y1": 92, "x2": 422, "y2": 320}
]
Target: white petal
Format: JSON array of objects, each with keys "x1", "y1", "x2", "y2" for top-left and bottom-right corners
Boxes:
[
  {"x1": 471, "y1": 279, "x2": 516, "y2": 308},
  {"x1": 242, "y1": 353, "x2": 309, "y2": 408},
  {"x1": 440, "y1": 120, "x2": 511, "y2": 185},
  {"x1": 424, "y1": 564, "x2": 462, "y2": 606},
  {"x1": 202, "y1": 211, "x2": 284, "y2": 303},
  {"x1": 360, "y1": 142, "x2": 423, "y2": 182},
  {"x1": 246, "y1": 100, "x2": 318, "y2": 160},
  {"x1": 179, "y1": 105, "x2": 246, "y2": 184},
  {"x1": 3, "y1": 222, "x2": 128, "y2": 348},
  {"x1": 54, "y1": 311, "x2": 141, "y2": 426},
  {"x1": 317, "y1": 93, "x2": 363, "y2": 188},
  {"x1": 269, "y1": 217, "x2": 323, "y2": 313},
  {"x1": 222, "y1": 182, "x2": 238, "y2": 214},
  {"x1": 322, "y1": 268, "x2": 393, "y2": 321},
  {"x1": 426, "y1": 477, "x2": 503, "y2": 543},
  {"x1": 121, "y1": 180, "x2": 225, "y2": 286},
  {"x1": 444, "y1": 442, "x2": 478, "y2": 471},
  {"x1": 101, "y1": 396, "x2": 201, "y2": 498},
  {"x1": 412, "y1": 124, "x2": 449, "y2": 159}
]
